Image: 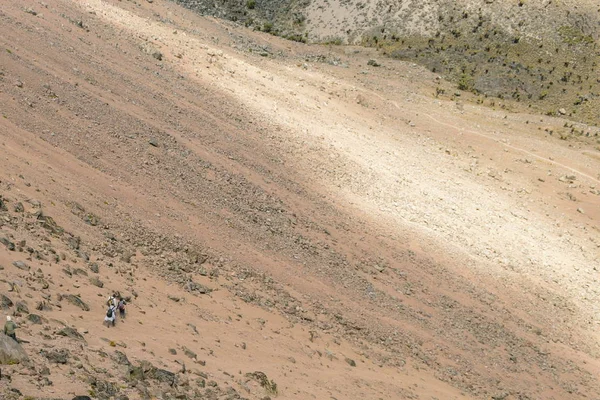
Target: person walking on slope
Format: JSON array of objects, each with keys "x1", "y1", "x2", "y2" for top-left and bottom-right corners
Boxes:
[
  {"x1": 117, "y1": 297, "x2": 126, "y2": 320},
  {"x1": 107, "y1": 294, "x2": 118, "y2": 309},
  {"x1": 104, "y1": 305, "x2": 116, "y2": 327},
  {"x1": 4, "y1": 316, "x2": 18, "y2": 341}
]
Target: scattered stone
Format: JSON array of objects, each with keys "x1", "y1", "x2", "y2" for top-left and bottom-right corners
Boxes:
[
  {"x1": 152, "y1": 52, "x2": 163, "y2": 61},
  {"x1": 577, "y1": 207, "x2": 584, "y2": 214},
  {"x1": 367, "y1": 59, "x2": 380, "y2": 67},
  {"x1": 15, "y1": 301, "x2": 29, "y2": 315},
  {"x1": 113, "y1": 350, "x2": 131, "y2": 366},
  {"x1": 68, "y1": 235, "x2": 81, "y2": 250},
  {"x1": 91, "y1": 379, "x2": 119, "y2": 398},
  {"x1": 84, "y1": 213, "x2": 99, "y2": 226},
  {"x1": 207, "y1": 49, "x2": 223, "y2": 57},
  {"x1": 558, "y1": 108, "x2": 567, "y2": 115},
  {"x1": 38, "y1": 214, "x2": 64, "y2": 235},
  {"x1": 89, "y1": 276, "x2": 104, "y2": 288},
  {"x1": 0, "y1": 236, "x2": 9, "y2": 246},
  {"x1": 1, "y1": 294, "x2": 14, "y2": 309},
  {"x1": 62, "y1": 294, "x2": 90, "y2": 311},
  {"x1": 73, "y1": 268, "x2": 88, "y2": 276},
  {"x1": 0, "y1": 236, "x2": 13, "y2": 251},
  {"x1": 89, "y1": 263, "x2": 100, "y2": 273},
  {"x1": 183, "y1": 347, "x2": 197, "y2": 359},
  {"x1": 0, "y1": 334, "x2": 29, "y2": 364},
  {"x1": 57, "y1": 327, "x2": 86, "y2": 341},
  {"x1": 151, "y1": 368, "x2": 177, "y2": 386},
  {"x1": 27, "y1": 314, "x2": 44, "y2": 324},
  {"x1": 128, "y1": 365, "x2": 146, "y2": 382},
  {"x1": 36, "y1": 301, "x2": 52, "y2": 311},
  {"x1": 148, "y1": 138, "x2": 159, "y2": 147},
  {"x1": 12, "y1": 261, "x2": 30, "y2": 271},
  {"x1": 41, "y1": 348, "x2": 69, "y2": 364},
  {"x1": 245, "y1": 371, "x2": 277, "y2": 395},
  {"x1": 184, "y1": 281, "x2": 211, "y2": 294}
]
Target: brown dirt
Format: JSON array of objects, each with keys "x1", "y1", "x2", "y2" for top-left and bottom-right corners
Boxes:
[{"x1": 1, "y1": 0, "x2": 599, "y2": 399}]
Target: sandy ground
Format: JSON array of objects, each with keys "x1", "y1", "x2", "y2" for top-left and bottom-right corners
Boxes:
[{"x1": 1, "y1": 0, "x2": 600, "y2": 399}]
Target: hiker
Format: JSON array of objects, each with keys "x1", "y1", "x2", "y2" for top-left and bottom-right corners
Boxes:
[
  {"x1": 117, "y1": 297, "x2": 126, "y2": 319},
  {"x1": 104, "y1": 306, "x2": 116, "y2": 327},
  {"x1": 4, "y1": 316, "x2": 17, "y2": 341},
  {"x1": 107, "y1": 294, "x2": 118, "y2": 309}
]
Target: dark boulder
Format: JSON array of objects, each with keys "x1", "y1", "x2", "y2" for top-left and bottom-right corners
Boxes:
[{"x1": 0, "y1": 334, "x2": 29, "y2": 364}]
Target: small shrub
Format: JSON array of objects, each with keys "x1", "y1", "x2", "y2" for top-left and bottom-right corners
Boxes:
[{"x1": 246, "y1": 0, "x2": 256, "y2": 9}]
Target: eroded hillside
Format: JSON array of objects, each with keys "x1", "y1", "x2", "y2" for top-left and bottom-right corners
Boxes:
[
  {"x1": 1, "y1": 1, "x2": 600, "y2": 400},
  {"x1": 176, "y1": 0, "x2": 600, "y2": 125}
]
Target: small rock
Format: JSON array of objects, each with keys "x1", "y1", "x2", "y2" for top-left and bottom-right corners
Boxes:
[
  {"x1": 183, "y1": 347, "x2": 197, "y2": 359},
  {"x1": 577, "y1": 207, "x2": 584, "y2": 214},
  {"x1": 148, "y1": 138, "x2": 159, "y2": 147},
  {"x1": 113, "y1": 350, "x2": 131, "y2": 366},
  {"x1": 57, "y1": 327, "x2": 86, "y2": 341},
  {"x1": 12, "y1": 261, "x2": 30, "y2": 271},
  {"x1": 1, "y1": 294, "x2": 14, "y2": 309},
  {"x1": 558, "y1": 108, "x2": 567, "y2": 115},
  {"x1": 89, "y1": 276, "x2": 104, "y2": 288},
  {"x1": 15, "y1": 301, "x2": 29, "y2": 315},
  {"x1": 151, "y1": 368, "x2": 177, "y2": 386},
  {"x1": 41, "y1": 348, "x2": 69, "y2": 364},
  {"x1": 13, "y1": 202, "x2": 24, "y2": 213},
  {"x1": 345, "y1": 357, "x2": 356, "y2": 367},
  {"x1": 367, "y1": 59, "x2": 380, "y2": 67},
  {"x1": 152, "y1": 52, "x2": 163, "y2": 61},
  {"x1": 62, "y1": 294, "x2": 90, "y2": 311},
  {"x1": 83, "y1": 213, "x2": 99, "y2": 226},
  {"x1": 27, "y1": 314, "x2": 44, "y2": 324}
]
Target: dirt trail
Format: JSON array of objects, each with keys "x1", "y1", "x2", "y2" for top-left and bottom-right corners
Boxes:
[{"x1": 1, "y1": 0, "x2": 600, "y2": 399}]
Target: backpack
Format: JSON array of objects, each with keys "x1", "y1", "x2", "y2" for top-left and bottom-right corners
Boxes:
[{"x1": 106, "y1": 308, "x2": 113, "y2": 318}]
